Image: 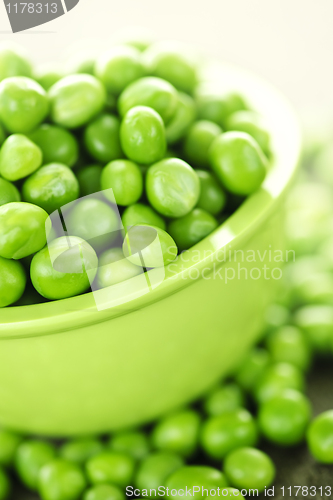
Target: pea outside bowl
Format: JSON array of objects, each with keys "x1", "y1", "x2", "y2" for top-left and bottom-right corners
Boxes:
[{"x1": 0, "y1": 62, "x2": 301, "y2": 437}]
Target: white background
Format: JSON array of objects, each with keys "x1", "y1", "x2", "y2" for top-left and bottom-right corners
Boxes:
[{"x1": 0, "y1": 0, "x2": 332, "y2": 130}]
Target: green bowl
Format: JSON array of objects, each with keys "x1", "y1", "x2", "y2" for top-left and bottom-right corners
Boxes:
[{"x1": 0, "y1": 62, "x2": 301, "y2": 437}]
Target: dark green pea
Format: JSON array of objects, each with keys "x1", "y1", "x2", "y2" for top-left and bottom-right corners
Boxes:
[
  {"x1": 0, "y1": 429, "x2": 22, "y2": 466},
  {"x1": 29, "y1": 124, "x2": 79, "y2": 168},
  {"x1": 101, "y1": 160, "x2": 143, "y2": 206},
  {"x1": 0, "y1": 178, "x2": 20, "y2": 206},
  {"x1": 38, "y1": 459, "x2": 87, "y2": 500},
  {"x1": 109, "y1": 431, "x2": 150, "y2": 461},
  {"x1": 15, "y1": 440, "x2": 56, "y2": 490},
  {"x1": 151, "y1": 410, "x2": 201, "y2": 458},
  {"x1": 84, "y1": 114, "x2": 122, "y2": 163},
  {"x1": 0, "y1": 466, "x2": 10, "y2": 500},
  {"x1": 165, "y1": 466, "x2": 228, "y2": 500},
  {"x1": 0, "y1": 124, "x2": 6, "y2": 146},
  {"x1": 0, "y1": 256, "x2": 26, "y2": 307},
  {"x1": 135, "y1": 452, "x2": 184, "y2": 497},
  {"x1": 183, "y1": 121, "x2": 222, "y2": 168},
  {"x1": 122, "y1": 203, "x2": 166, "y2": 232},
  {"x1": 203, "y1": 383, "x2": 245, "y2": 417},
  {"x1": 226, "y1": 111, "x2": 270, "y2": 156},
  {"x1": 255, "y1": 362, "x2": 305, "y2": 404},
  {"x1": 168, "y1": 208, "x2": 218, "y2": 251},
  {"x1": 196, "y1": 170, "x2": 226, "y2": 216},
  {"x1": 165, "y1": 92, "x2": 196, "y2": 145},
  {"x1": 265, "y1": 326, "x2": 312, "y2": 372},
  {"x1": 84, "y1": 484, "x2": 125, "y2": 500},
  {"x1": 22, "y1": 163, "x2": 79, "y2": 214},
  {"x1": 200, "y1": 409, "x2": 258, "y2": 459},
  {"x1": 60, "y1": 438, "x2": 104, "y2": 466},
  {"x1": 0, "y1": 134, "x2": 42, "y2": 181},
  {"x1": 235, "y1": 348, "x2": 271, "y2": 392},
  {"x1": 76, "y1": 165, "x2": 102, "y2": 197},
  {"x1": 307, "y1": 410, "x2": 333, "y2": 463},
  {"x1": 86, "y1": 452, "x2": 135, "y2": 487}
]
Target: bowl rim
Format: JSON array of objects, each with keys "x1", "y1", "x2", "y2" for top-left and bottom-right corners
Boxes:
[{"x1": 0, "y1": 61, "x2": 301, "y2": 339}]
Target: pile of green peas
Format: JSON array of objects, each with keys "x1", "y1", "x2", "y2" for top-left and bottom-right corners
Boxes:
[{"x1": 0, "y1": 39, "x2": 271, "y2": 308}]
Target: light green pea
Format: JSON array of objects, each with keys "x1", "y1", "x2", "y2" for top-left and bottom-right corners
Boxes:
[
  {"x1": 122, "y1": 203, "x2": 166, "y2": 232},
  {"x1": 15, "y1": 440, "x2": 57, "y2": 490},
  {"x1": 135, "y1": 452, "x2": 184, "y2": 497},
  {"x1": 84, "y1": 484, "x2": 125, "y2": 500},
  {"x1": 255, "y1": 362, "x2": 305, "y2": 404},
  {"x1": 226, "y1": 111, "x2": 270, "y2": 156},
  {"x1": 38, "y1": 459, "x2": 87, "y2": 500},
  {"x1": 109, "y1": 431, "x2": 150, "y2": 461},
  {"x1": 60, "y1": 438, "x2": 104, "y2": 466},
  {"x1": 204, "y1": 383, "x2": 245, "y2": 417},
  {"x1": 96, "y1": 248, "x2": 143, "y2": 289},
  {"x1": 224, "y1": 448, "x2": 275, "y2": 493},
  {"x1": 265, "y1": 326, "x2": 312, "y2": 371},
  {"x1": 86, "y1": 452, "x2": 135, "y2": 487},
  {"x1": 0, "y1": 178, "x2": 21, "y2": 206},
  {"x1": 294, "y1": 305, "x2": 333, "y2": 353},
  {"x1": 165, "y1": 466, "x2": 228, "y2": 500},
  {"x1": 101, "y1": 160, "x2": 143, "y2": 206},
  {"x1": 0, "y1": 43, "x2": 32, "y2": 81},
  {"x1": 165, "y1": 92, "x2": 196, "y2": 145},
  {"x1": 0, "y1": 134, "x2": 42, "y2": 181},
  {"x1": 0, "y1": 256, "x2": 26, "y2": 307}
]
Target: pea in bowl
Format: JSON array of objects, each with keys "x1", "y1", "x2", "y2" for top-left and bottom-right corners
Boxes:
[{"x1": 0, "y1": 62, "x2": 300, "y2": 437}]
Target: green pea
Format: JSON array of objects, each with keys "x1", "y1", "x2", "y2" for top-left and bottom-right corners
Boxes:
[
  {"x1": 0, "y1": 134, "x2": 42, "y2": 181},
  {"x1": 84, "y1": 484, "x2": 125, "y2": 500},
  {"x1": 0, "y1": 430, "x2": 22, "y2": 466},
  {"x1": 122, "y1": 204, "x2": 166, "y2": 232},
  {"x1": 165, "y1": 466, "x2": 228, "y2": 500},
  {"x1": 183, "y1": 121, "x2": 222, "y2": 168},
  {"x1": 307, "y1": 410, "x2": 333, "y2": 464},
  {"x1": 0, "y1": 258, "x2": 26, "y2": 307},
  {"x1": 0, "y1": 178, "x2": 20, "y2": 206},
  {"x1": 210, "y1": 132, "x2": 268, "y2": 195},
  {"x1": 123, "y1": 224, "x2": 178, "y2": 268},
  {"x1": 49, "y1": 74, "x2": 106, "y2": 129},
  {"x1": 203, "y1": 383, "x2": 245, "y2": 417},
  {"x1": 258, "y1": 389, "x2": 311, "y2": 446},
  {"x1": 36, "y1": 66, "x2": 63, "y2": 91},
  {"x1": 118, "y1": 77, "x2": 178, "y2": 124},
  {"x1": 85, "y1": 452, "x2": 135, "y2": 487},
  {"x1": 83, "y1": 114, "x2": 122, "y2": 164},
  {"x1": 0, "y1": 466, "x2": 10, "y2": 500},
  {"x1": 0, "y1": 124, "x2": 6, "y2": 147},
  {"x1": 255, "y1": 362, "x2": 305, "y2": 404},
  {"x1": 196, "y1": 170, "x2": 226, "y2": 216},
  {"x1": 152, "y1": 410, "x2": 201, "y2": 458},
  {"x1": 15, "y1": 440, "x2": 57, "y2": 490},
  {"x1": 120, "y1": 106, "x2": 166, "y2": 165},
  {"x1": 38, "y1": 459, "x2": 87, "y2": 500},
  {"x1": 0, "y1": 202, "x2": 49, "y2": 259},
  {"x1": 168, "y1": 208, "x2": 218, "y2": 251},
  {"x1": 265, "y1": 326, "x2": 311, "y2": 372},
  {"x1": 200, "y1": 409, "x2": 258, "y2": 460},
  {"x1": 101, "y1": 160, "x2": 143, "y2": 206},
  {"x1": 109, "y1": 431, "x2": 150, "y2": 461},
  {"x1": 165, "y1": 92, "x2": 196, "y2": 145},
  {"x1": 146, "y1": 158, "x2": 200, "y2": 218},
  {"x1": 60, "y1": 438, "x2": 104, "y2": 466},
  {"x1": 235, "y1": 348, "x2": 271, "y2": 393},
  {"x1": 22, "y1": 163, "x2": 79, "y2": 214},
  {"x1": 195, "y1": 90, "x2": 246, "y2": 128},
  {"x1": 95, "y1": 45, "x2": 145, "y2": 96},
  {"x1": 0, "y1": 77, "x2": 49, "y2": 133},
  {"x1": 29, "y1": 124, "x2": 79, "y2": 168},
  {"x1": 294, "y1": 305, "x2": 333, "y2": 353},
  {"x1": 113, "y1": 27, "x2": 153, "y2": 52},
  {"x1": 0, "y1": 43, "x2": 32, "y2": 81},
  {"x1": 30, "y1": 236, "x2": 98, "y2": 300},
  {"x1": 135, "y1": 452, "x2": 184, "y2": 497},
  {"x1": 76, "y1": 165, "x2": 103, "y2": 197},
  {"x1": 66, "y1": 198, "x2": 119, "y2": 252},
  {"x1": 224, "y1": 447, "x2": 275, "y2": 493},
  {"x1": 264, "y1": 303, "x2": 290, "y2": 331},
  {"x1": 226, "y1": 111, "x2": 270, "y2": 156},
  {"x1": 97, "y1": 248, "x2": 143, "y2": 289},
  {"x1": 143, "y1": 41, "x2": 198, "y2": 94}
]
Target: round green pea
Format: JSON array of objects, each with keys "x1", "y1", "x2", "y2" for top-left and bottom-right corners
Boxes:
[
  {"x1": 196, "y1": 91, "x2": 246, "y2": 128},
  {"x1": 29, "y1": 124, "x2": 79, "y2": 168},
  {"x1": 165, "y1": 466, "x2": 228, "y2": 500},
  {"x1": 84, "y1": 484, "x2": 125, "y2": 500},
  {"x1": 224, "y1": 447, "x2": 275, "y2": 493},
  {"x1": 226, "y1": 111, "x2": 270, "y2": 156},
  {"x1": 294, "y1": 305, "x2": 333, "y2": 353},
  {"x1": 122, "y1": 203, "x2": 166, "y2": 232},
  {"x1": 84, "y1": 114, "x2": 122, "y2": 163},
  {"x1": 135, "y1": 452, "x2": 184, "y2": 497},
  {"x1": 264, "y1": 303, "x2": 290, "y2": 331},
  {"x1": 30, "y1": 236, "x2": 98, "y2": 300},
  {"x1": 0, "y1": 202, "x2": 49, "y2": 259},
  {"x1": 265, "y1": 326, "x2": 311, "y2": 372},
  {"x1": 152, "y1": 410, "x2": 201, "y2": 458},
  {"x1": 235, "y1": 348, "x2": 271, "y2": 393},
  {"x1": 168, "y1": 208, "x2": 218, "y2": 251},
  {"x1": 204, "y1": 383, "x2": 245, "y2": 417},
  {"x1": 196, "y1": 170, "x2": 226, "y2": 216},
  {"x1": 118, "y1": 77, "x2": 178, "y2": 124},
  {"x1": 97, "y1": 247, "x2": 143, "y2": 289},
  {"x1": 15, "y1": 440, "x2": 57, "y2": 490},
  {"x1": 0, "y1": 178, "x2": 20, "y2": 206},
  {"x1": 210, "y1": 132, "x2": 268, "y2": 195},
  {"x1": 146, "y1": 158, "x2": 200, "y2": 218},
  {"x1": 101, "y1": 160, "x2": 143, "y2": 206},
  {"x1": 259, "y1": 389, "x2": 311, "y2": 446},
  {"x1": 0, "y1": 429, "x2": 22, "y2": 466},
  {"x1": 49, "y1": 74, "x2": 106, "y2": 129},
  {"x1": 0, "y1": 43, "x2": 32, "y2": 81},
  {"x1": 120, "y1": 106, "x2": 166, "y2": 164},
  {"x1": 60, "y1": 438, "x2": 104, "y2": 466},
  {"x1": 109, "y1": 431, "x2": 150, "y2": 461},
  {"x1": 255, "y1": 362, "x2": 305, "y2": 404},
  {"x1": 183, "y1": 121, "x2": 222, "y2": 168},
  {"x1": 0, "y1": 134, "x2": 42, "y2": 181},
  {"x1": 95, "y1": 45, "x2": 145, "y2": 96},
  {"x1": 22, "y1": 163, "x2": 79, "y2": 214},
  {"x1": 200, "y1": 409, "x2": 258, "y2": 460},
  {"x1": 0, "y1": 467, "x2": 10, "y2": 500},
  {"x1": 85, "y1": 452, "x2": 135, "y2": 487},
  {"x1": 66, "y1": 198, "x2": 119, "y2": 252},
  {"x1": 0, "y1": 77, "x2": 49, "y2": 133},
  {"x1": 307, "y1": 410, "x2": 333, "y2": 463},
  {"x1": 123, "y1": 223, "x2": 178, "y2": 268},
  {"x1": 76, "y1": 165, "x2": 103, "y2": 197},
  {"x1": 0, "y1": 261, "x2": 26, "y2": 306},
  {"x1": 36, "y1": 66, "x2": 63, "y2": 91},
  {"x1": 38, "y1": 459, "x2": 87, "y2": 500},
  {"x1": 165, "y1": 92, "x2": 196, "y2": 145}
]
